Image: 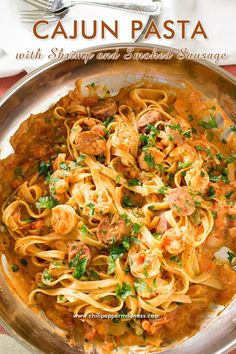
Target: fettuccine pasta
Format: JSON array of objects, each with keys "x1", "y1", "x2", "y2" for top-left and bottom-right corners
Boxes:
[{"x1": 0, "y1": 81, "x2": 235, "y2": 352}]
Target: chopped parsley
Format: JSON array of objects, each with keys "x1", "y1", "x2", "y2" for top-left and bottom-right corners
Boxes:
[
  {"x1": 103, "y1": 116, "x2": 114, "y2": 128},
  {"x1": 69, "y1": 255, "x2": 88, "y2": 279},
  {"x1": 132, "y1": 223, "x2": 141, "y2": 235},
  {"x1": 170, "y1": 256, "x2": 182, "y2": 266},
  {"x1": 36, "y1": 196, "x2": 59, "y2": 209},
  {"x1": 157, "y1": 186, "x2": 168, "y2": 195},
  {"x1": 134, "y1": 279, "x2": 148, "y2": 292},
  {"x1": 144, "y1": 153, "x2": 155, "y2": 168},
  {"x1": 76, "y1": 154, "x2": 86, "y2": 165},
  {"x1": 227, "y1": 251, "x2": 235, "y2": 265},
  {"x1": 206, "y1": 186, "x2": 215, "y2": 199},
  {"x1": 115, "y1": 283, "x2": 132, "y2": 300},
  {"x1": 168, "y1": 123, "x2": 182, "y2": 133},
  {"x1": 89, "y1": 270, "x2": 100, "y2": 280},
  {"x1": 128, "y1": 178, "x2": 141, "y2": 187},
  {"x1": 195, "y1": 145, "x2": 211, "y2": 155},
  {"x1": 42, "y1": 270, "x2": 53, "y2": 284},
  {"x1": 122, "y1": 196, "x2": 136, "y2": 208},
  {"x1": 212, "y1": 211, "x2": 218, "y2": 219},
  {"x1": 15, "y1": 167, "x2": 23, "y2": 177},
  {"x1": 80, "y1": 224, "x2": 88, "y2": 238},
  {"x1": 230, "y1": 125, "x2": 236, "y2": 134},
  {"x1": 188, "y1": 114, "x2": 197, "y2": 122},
  {"x1": 86, "y1": 203, "x2": 95, "y2": 216},
  {"x1": 12, "y1": 264, "x2": 19, "y2": 272},
  {"x1": 178, "y1": 161, "x2": 192, "y2": 170},
  {"x1": 198, "y1": 116, "x2": 218, "y2": 129},
  {"x1": 21, "y1": 258, "x2": 28, "y2": 266},
  {"x1": 225, "y1": 190, "x2": 234, "y2": 200},
  {"x1": 183, "y1": 129, "x2": 192, "y2": 138},
  {"x1": 38, "y1": 161, "x2": 51, "y2": 177},
  {"x1": 59, "y1": 162, "x2": 69, "y2": 170}
]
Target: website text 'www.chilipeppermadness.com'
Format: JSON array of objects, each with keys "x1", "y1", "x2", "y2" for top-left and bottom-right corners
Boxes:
[{"x1": 73, "y1": 313, "x2": 159, "y2": 319}]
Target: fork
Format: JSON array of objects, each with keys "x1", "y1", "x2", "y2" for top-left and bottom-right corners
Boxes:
[
  {"x1": 20, "y1": 9, "x2": 68, "y2": 22},
  {"x1": 23, "y1": 0, "x2": 161, "y2": 15}
]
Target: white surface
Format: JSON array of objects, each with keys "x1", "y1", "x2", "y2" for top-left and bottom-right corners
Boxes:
[
  {"x1": 0, "y1": 335, "x2": 30, "y2": 354},
  {"x1": 0, "y1": 0, "x2": 236, "y2": 77},
  {"x1": 0, "y1": 0, "x2": 155, "y2": 77}
]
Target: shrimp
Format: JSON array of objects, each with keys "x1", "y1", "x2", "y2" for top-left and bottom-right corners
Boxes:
[
  {"x1": 185, "y1": 165, "x2": 209, "y2": 193},
  {"x1": 51, "y1": 205, "x2": 78, "y2": 235},
  {"x1": 138, "y1": 148, "x2": 165, "y2": 171},
  {"x1": 161, "y1": 229, "x2": 186, "y2": 255},
  {"x1": 129, "y1": 248, "x2": 161, "y2": 278},
  {"x1": 169, "y1": 143, "x2": 197, "y2": 163}
]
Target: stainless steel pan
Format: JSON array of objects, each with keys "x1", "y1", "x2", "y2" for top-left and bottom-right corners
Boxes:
[{"x1": 0, "y1": 44, "x2": 235, "y2": 354}]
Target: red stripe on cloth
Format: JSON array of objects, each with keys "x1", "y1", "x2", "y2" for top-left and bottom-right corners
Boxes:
[{"x1": 0, "y1": 326, "x2": 9, "y2": 335}]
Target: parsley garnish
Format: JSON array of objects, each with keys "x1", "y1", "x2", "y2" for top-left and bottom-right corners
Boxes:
[
  {"x1": 178, "y1": 161, "x2": 192, "y2": 170},
  {"x1": 132, "y1": 223, "x2": 141, "y2": 235},
  {"x1": 198, "y1": 116, "x2": 218, "y2": 129},
  {"x1": 103, "y1": 116, "x2": 114, "y2": 128},
  {"x1": 38, "y1": 161, "x2": 51, "y2": 177},
  {"x1": 59, "y1": 162, "x2": 69, "y2": 170},
  {"x1": 15, "y1": 167, "x2": 23, "y2": 177},
  {"x1": 188, "y1": 114, "x2": 196, "y2": 121},
  {"x1": 195, "y1": 145, "x2": 211, "y2": 155},
  {"x1": 230, "y1": 125, "x2": 236, "y2": 134},
  {"x1": 225, "y1": 190, "x2": 234, "y2": 200},
  {"x1": 170, "y1": 255, "x2": 182, "y2": 266},
  {"x1": 157, "y1": 186, "x2": 168, "y2": 195},
  {"x1": 89, "y1": 270, "x2": 100, "y2": 280},
  {"x1": 69, "y1": 255, "x2": 88, "y2": 279},
  {"x1": 80, "y1": 224, "x2": 88, "y2": 238},
  {"x1": 212, "y1": 211, "x2": 218, "y2": 219},
  {"x1": 12, "y1": 264, "x2": 19, "y2": 272},
  {"x1": 36, "y1": 196, "x2": 59, "y2": 209},
  {"x1": 77, "y1": 154, "x2": 86, "y2": 165},
  {"x1": 227, "y1": 251, "x2": 235, "y2": 265},
  {"x1": 128, "y1": 178, "x2": 141, "y2": 187},
  {"x1": 206, "y1": 186, "x2": 215, "y2": 199},
  {"x1": 144, "y1": 153, "x2": 155, "y2": 168},
  {"x1": 21, "y1": 258, "x2": 28, "y2": 266},
  {"x1": 42, "y1": 270, "x2": 53, "y2": 284},
  {"x1": 168, "y1": 124, "x2": 182, "y2": 133},
  {"x1": 86, "y1": 203, "x2": 95, "y2": 216},
  {"x1": 122, "y1": 196, "x2": 136, "y2": 208},
  {"x1": 183, "y1": 129, "x2": 192, "y2": 138},
  {"x1": 134, "y1": 279, "x2": 148, "y2": 292},
  {"x1": 115, "y1": 283, "x2": 132, "y2": 300}
]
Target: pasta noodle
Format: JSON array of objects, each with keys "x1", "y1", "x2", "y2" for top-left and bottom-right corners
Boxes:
[{"x1": 0, "y1": 81, "x2": 235, "y2": 352}]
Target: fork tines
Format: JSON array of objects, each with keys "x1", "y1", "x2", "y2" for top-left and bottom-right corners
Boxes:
[
  {"x1": 23, "y1": 0, "x2": 53, "y2": 11},
  {"x1": 20, "y1": 10, "x2": 58, "y2": 22}
]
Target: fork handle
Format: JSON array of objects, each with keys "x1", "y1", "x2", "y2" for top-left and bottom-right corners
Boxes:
[{"x1": 63, "y1": 1, "x2": 160, "y2": 14}]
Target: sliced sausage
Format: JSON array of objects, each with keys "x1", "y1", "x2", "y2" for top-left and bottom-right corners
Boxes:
[
  {"x1": 166, "y1": 187, "x2": 195, "y2": 216},
  {"x1": 97, "y1": 214, "x2": 131, "y2": 245},
  {"x1": 136, "y1": 111, "x2": 161, "y2": 128},
  {"x1": 75, "y1": 131, "x2": 106, "y2": 155},
  {"x1": 90, "y1": 99, "x2": 118, "y2": 120},
  {"x1": 68, "y1": 241, "x2": 92, "y2": 264}
]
